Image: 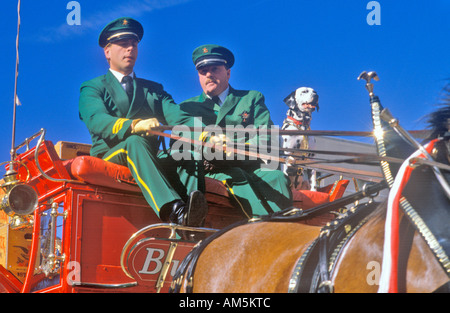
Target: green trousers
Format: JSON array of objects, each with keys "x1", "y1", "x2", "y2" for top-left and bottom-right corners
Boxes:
[
  {"x1": 175, "y1": 157, "x2": 293, "y2": 218},
  {"x1": 102, "y1": 135, "x2": 200, "y2": 218},
  {"x1": 205, "y1": 166, "x2": 293, "y2": 217}
]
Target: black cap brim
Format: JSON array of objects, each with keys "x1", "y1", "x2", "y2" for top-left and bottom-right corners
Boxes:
[{"x1": 195, "y1": 58, "x2": 228, "y2": 70}]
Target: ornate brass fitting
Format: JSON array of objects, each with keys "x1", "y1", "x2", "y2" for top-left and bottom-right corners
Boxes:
[{"x1": 358, "y1": 71, "x2": 379, "y2": 97}]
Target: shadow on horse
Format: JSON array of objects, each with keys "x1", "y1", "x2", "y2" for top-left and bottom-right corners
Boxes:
[{"x1": 170, "y1": 78, "x2": 450, "y2": 293}]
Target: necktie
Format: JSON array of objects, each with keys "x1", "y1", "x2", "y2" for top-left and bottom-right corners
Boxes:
[
  {"x1": 122, "y1": 76, "x2": 134, "y2": 101},
  {"x1": 211, "y1": 96, "x2": 220, "y2": 105},
  {"x1": 210, "y1": 96, "x2": 221, "y2": 114}
]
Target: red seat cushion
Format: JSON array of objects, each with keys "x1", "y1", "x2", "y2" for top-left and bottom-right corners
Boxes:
[
  {"x1": 66, "y1": 156, "x2": 330, "y2": 211},
  {"x1": 293, "y1": 189, "x2": 330, "y2": 209},
  {"x1": 66, "y1": 156, "x2": 140, "y2": 192}
]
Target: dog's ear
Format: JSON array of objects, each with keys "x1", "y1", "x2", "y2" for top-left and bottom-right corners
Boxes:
[
  {"x1": 315, "y1": 94, "x2": 319, "y2": 112},
  {"x1": 283, "y1": 91, "x2": 297, "y2": 109}
]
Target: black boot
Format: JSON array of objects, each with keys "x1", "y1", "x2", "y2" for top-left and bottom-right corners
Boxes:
[
  {"x1": 168, "y1": 190, "x2": 208, "y2": 240},
  {"x1": 186, "y1": 190, "x2": 209, "y2": 227},
  {"x1": 168, "y1": 201, "x2": 189, "y2": 225}
]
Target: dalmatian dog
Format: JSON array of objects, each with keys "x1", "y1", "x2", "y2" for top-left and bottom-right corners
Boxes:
[{"x1": 281, "y1": 87, "x2": 319, "y2": 190}]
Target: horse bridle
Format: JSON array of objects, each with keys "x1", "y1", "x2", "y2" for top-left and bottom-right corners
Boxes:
[
  {"x1": 170, "y1": 74, "x2": 450, "y2": 293},
  {"x1": 289, "y1": 98, "x2": 450, "y2": 293},
  {"x1": 169, "y1": 180, "x2": 388, "y2": 293},
  {"x1": 370, "y1": 93, "x2": 450, "y2": 278},
  {"x1": 169, "y1": 133, "x2": 449, "y2": 293}
]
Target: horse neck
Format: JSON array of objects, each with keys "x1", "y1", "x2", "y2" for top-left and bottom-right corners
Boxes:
[{"x1": 331, "y1": 201, "x2": 448, "y2": 292}]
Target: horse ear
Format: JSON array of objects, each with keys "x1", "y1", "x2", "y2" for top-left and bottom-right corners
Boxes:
[{"x1": 283, "y1": 91, "x2": 297, "y2": 109}]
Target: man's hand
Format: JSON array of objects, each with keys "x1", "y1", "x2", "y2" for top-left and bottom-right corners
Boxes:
[
  {"x1": 131, "y1": 118, "x2": 161, "y2": 136},
  {"x1": 209, "y1": 134, "x2": 233, "y2": 157}
]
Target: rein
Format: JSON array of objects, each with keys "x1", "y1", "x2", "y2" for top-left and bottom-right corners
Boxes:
[
  {"x1": 148, "y1": 128, "x2": 400, "y2": 182},
  {"x1": 147, "y1": 125, "x2": 420, "y2": 167},
  {"x1": 149, "y1": 125, "x2": 427, "y2": 138}
]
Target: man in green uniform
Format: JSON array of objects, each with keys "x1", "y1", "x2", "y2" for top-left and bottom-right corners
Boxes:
[
  {"x1": 179, "y1": 44, "x2": 292, "y2": 217},
  {"x1": 78, "y1": 17, "x2": 207, "y2": 229}
]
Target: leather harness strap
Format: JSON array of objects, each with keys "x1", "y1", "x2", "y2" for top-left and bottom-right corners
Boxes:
[{"x1": 170, "y1": 181, "x2": 388, "y2": 293}]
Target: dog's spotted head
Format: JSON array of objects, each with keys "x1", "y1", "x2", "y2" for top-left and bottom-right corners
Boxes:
[{"x1": 283, "y1": 87, "x2": 319, "y2": 113}]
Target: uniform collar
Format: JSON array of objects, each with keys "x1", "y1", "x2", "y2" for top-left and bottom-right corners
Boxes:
[
  {"x1": 206, "y1": 85, "x2": 229, "y2": 106},
  {"x1": 109, "y1": 68, "x2": 135, "y2": 84}
]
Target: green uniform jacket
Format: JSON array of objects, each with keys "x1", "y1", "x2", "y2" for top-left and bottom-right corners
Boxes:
[
  {"x1": 180, "y1": 86, "x2": 273, "y2": 146},
  {"x1": 179, "y1": 86, "x2": 277, "y2": 165},
  {"x1": 78, "y1": 71, "x2": 202, "y2": 215},
  {"x1": 179, "y1": 87, "x2": 292, "y2": 216},
  {"x1": 79, "y1": 70, "x2": 194, "y2": 157}
]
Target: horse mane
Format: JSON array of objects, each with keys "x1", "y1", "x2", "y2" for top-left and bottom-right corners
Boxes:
[{"x1": 424, "y1": 83, "x2": 450, "y2": 141}]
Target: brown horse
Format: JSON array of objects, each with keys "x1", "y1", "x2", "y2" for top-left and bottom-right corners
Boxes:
[
  {"x1": 331, "y1": 205, "x2": 448, "y2": 292},
  {"x1": 177, "y1": 203, "x2": 447, "y2": 293},
  {"x1": 171, "y1": 82, "x2": 450, "y2": 293},
  {"x1": 192, "y1": 221, "x2": 321, "y2": 293}
]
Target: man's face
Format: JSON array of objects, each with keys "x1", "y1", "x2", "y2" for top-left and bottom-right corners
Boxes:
[
  {"x1": 104, "y1": 38, "x2": 138, "y2": 75},
  {"x1": 197, "y1": 65, "x2": 230, "y2": 97}
]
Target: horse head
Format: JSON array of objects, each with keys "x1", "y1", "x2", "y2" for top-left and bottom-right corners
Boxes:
[{"x1": 363, "y1": 74, "x2": 450, "y2": 290}]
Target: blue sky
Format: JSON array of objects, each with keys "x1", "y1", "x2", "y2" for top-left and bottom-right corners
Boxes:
[{"x1": 0, "y1": 0, "x2": 448, "y2": 164}]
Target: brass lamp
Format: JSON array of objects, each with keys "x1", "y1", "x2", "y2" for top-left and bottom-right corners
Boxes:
[{"x1": 0, "y1": 162, "x2": 38, "y2": 228}]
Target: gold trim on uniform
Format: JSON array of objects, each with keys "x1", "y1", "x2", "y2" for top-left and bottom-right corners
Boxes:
[
  {"x1": 103, "y1": 148, "x2": 160, "y2": 211},
  {"x1": 112, "y1": 118, "x2": 129, "y2": 134},
  {"x1": 222, "y1": 180, "x2": 251, "y2": 219},
  {"x1": 199, "y1": 131, "x2": 209, "y2": 142}
]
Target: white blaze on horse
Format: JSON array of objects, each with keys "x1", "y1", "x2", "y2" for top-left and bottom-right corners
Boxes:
[{"x1": 281, "y1": 87, "x2": 319, "y2": 190}]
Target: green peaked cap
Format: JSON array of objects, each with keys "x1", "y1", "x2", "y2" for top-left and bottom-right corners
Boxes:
[
  {"x1": 192, "y1": 44, "x2": 235, "y2": 69},
  {"x1": 98, "y1": 17, "x2": 144, "y2": 48}
]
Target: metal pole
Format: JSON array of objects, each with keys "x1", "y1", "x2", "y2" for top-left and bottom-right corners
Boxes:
[{"x1": 11, "y1": 0, "x2": 21, "y2": 161}]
